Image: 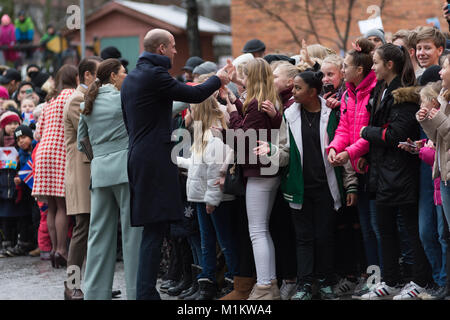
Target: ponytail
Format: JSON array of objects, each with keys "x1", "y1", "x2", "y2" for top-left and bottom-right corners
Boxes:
[
  {"x1": 82, "y1": 78, "x2": 101, "y2": 115},
  {"x1": 81, "y1": 58, "x2": 122, "y2": 115},
  {"x1": 376, "y1": 43, "x2": 416, "y2": 87}
]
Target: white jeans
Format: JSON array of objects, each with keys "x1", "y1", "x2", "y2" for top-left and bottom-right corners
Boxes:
[{"x1": 246, "y1": 176, "x2": 280, "y2": 285}]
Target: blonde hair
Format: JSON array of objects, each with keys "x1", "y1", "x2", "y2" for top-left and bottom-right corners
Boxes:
[
  {"x1": 242, "y1": 58, "x2": 281, "y2": 114},
  {"x1": 274, "y1": 61, "x2": 301, "y2": 79},
  {"x1": 41, "y1": 77, "x2": 55, "y2": 102},
  {"x1": 191, "y1": 95, "x2": 228, "y2": 155},
  {"x1": 420, "y1": 81, "x2": 442, "y2": 102},
  {"x1": 195, "y1": 72, "x2": 215, "y2": 84},
  {"x1": 322, "y1": 54, "x2": 344, "y2": 70},
  {"x1": 307, "y1": 44, "x2": 336, "y2": 60}
]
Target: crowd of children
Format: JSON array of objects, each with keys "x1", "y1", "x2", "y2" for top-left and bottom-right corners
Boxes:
[{"x1": 2, "y1": 16, "x2": 450, "y2": 301}]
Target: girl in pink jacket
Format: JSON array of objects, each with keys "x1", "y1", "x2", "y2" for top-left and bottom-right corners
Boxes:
[
  {"x1": 327, "y1": 38, "x2": 378, "y2": 173},
  {"x1": 326, "y1": 38, "x2": 382, "y2": 298}
]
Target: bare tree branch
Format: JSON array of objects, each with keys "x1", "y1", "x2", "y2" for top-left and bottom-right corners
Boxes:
[{"x1": 248, "y1": 0, "x2": 302, "y2": 47}]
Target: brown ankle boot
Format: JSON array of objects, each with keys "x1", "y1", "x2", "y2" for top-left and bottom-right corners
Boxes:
[
  {"x1": 219, "y1": 276, "x2": 256, "y2": 300},
  {"x1": 271, "y1": 279, "x2": 281, "y2": 300}
]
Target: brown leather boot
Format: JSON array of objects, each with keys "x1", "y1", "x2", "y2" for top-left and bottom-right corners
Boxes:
[
  {"x1": 219, "y1": 276, "x2": 256, "y2": 300},
  {"x1": 64, "y1": 282, "x2": 84, "y2": 300}
]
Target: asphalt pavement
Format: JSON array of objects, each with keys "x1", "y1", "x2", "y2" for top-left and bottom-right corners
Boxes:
[{"x1": 0, "y1": 255, "x2": 176, "y2": 300}]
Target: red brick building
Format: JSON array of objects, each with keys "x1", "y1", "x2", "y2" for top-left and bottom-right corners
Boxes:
[
  {"x1": 231, "y1": 0, "x2": 449, "y2": 57},
  {"x1": 66, "y1": 0, "x2": 230, "y2": 75}
]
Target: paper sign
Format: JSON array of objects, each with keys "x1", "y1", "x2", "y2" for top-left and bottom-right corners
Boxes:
[
  {"x1": 358, "y1": 16, "x2": 384, "y2": 35},
  {"x1": 0, "y1": 147, "x2": 19, "y2": 170}
]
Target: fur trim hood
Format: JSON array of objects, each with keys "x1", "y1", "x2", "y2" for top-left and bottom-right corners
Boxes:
[{"x1": 392, "y1": 86, "x2": 421, "y2": 105}]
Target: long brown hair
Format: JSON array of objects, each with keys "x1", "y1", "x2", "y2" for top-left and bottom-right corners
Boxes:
[
  {"x1": 242, "y1": 58, "x2": 281, "y2": 114},
  {"x1": 46, "y1": 64, "x2": 78, "y2": 101},
  {"x1": 83, "y1": 58, "x2": 122, "y2": 115}
]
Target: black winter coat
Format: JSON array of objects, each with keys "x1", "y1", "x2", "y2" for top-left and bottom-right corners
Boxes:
[
  {"x1": 120, "y1": 52, "x2": 222, "y2": 227},
  {"x1": 361, "y1": 76, "x2": 420, "y2": 206}
]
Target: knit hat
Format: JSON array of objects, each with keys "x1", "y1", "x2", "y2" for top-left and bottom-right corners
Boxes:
[
  {"x1": 364, "y1": 28, "x2": 386, "y2": 44},
  {"x1": 242, "y1": 39, "x2": 266, "y2": 53},
  {"x1": 232, "y1": 53, "x2": 254, "y2": 67},
  {"x1": 0, "y1": 86, "x2": 9, "y2": 99},
  {"x1": 192, "y1": 61, "x2": 218, "y2": 75},
  {"x1": 0, "y1": 111, "x2": 21, "y2": 128},
  {"x1": 264, "y1": 54, "x2": 296, "y2": 65},
  {"x1": 418, "y1": 65, "x2": 442, "y2": 86},
  {"x1": 1, "y1": 15, "x2": 11, "y2": 26},
  {"x1": 182, "y1": 56, "x2": 204, "y2": 72},
  {"x1": 14, "y1": 125, "x2": 33, "y2": 141}
]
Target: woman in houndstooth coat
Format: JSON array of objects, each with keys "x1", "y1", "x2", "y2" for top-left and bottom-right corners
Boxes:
[{"x1": 32, "y1": 65, "x2": 78, "y2": 266}]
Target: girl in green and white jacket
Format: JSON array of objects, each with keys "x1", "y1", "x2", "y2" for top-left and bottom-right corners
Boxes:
[{"x1": 255, "y1": 70, "x2": 346, "y2": 300}]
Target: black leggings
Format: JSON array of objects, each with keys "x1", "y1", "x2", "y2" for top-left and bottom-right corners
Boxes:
[
  {"x1": 234, "y1": 195, "x2": 256, "y2": 277},
  {"x1": 291, "y1": 186, "x2": 337, "y2": 286},
  {"x1": 376, "y1": 204, "x2": 433, "y2": 287},
  {"x1": 1, "y1": 215, "x2": 32, "y2": 243}
]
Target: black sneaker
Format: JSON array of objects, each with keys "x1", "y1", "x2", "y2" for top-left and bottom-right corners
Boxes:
[
  {"x1": 291, "y1": 283, "x2": 313, "y2": 300},
  {"x1": 6, "y1": 242, "x2": 32, "y2": 256}
]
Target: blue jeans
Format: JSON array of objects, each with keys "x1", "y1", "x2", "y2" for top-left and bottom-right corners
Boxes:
[
  {"x1": 441, "y1": 181, "x2": 450, "y2": 233},
  {"x1": 357, "y1": 174, "x2": 382, "y2": 270},
  {"x1": 187, "y1": 232, "x2": 202, "y2": 266},
  {"x1": 418, "y1": 162, "x2": 447, "y2": 286},
  {"x1": 196, "y1": 201, "x2": 239, "y2": 282},
  {"x1": 136, "y1": 222, "x2": 168, "y2": 300}
]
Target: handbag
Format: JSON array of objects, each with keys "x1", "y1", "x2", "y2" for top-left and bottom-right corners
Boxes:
[
  {"x1": 223, "y1": 161, "x2": 245, "y2": 196},
  {"x1": 78, "y1": 136, "x2": 93, "y2": 161}
]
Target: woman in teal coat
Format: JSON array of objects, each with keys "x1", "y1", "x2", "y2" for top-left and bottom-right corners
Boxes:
[{"x1": 77, "y1": 58, "x2": 142, "y2": 300}]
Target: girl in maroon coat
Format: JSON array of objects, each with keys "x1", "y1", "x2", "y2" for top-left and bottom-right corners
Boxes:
[{"x1": 226, "y1": 57, "x2": 282, "y2": 300}]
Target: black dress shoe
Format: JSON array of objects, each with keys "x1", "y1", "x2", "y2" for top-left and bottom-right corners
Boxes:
[{"x1": 112, "y1": 290, "x2": 121, "y2": 298}]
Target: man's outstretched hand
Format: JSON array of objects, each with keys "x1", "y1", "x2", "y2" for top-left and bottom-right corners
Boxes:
[{"x1": 216, "y1": 59, "x2": 234, "y2": 86}]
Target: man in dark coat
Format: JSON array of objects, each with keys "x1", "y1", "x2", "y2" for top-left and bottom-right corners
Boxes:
[{"x1": 120, "y1": 28, "x2": 230, "y2": 300}]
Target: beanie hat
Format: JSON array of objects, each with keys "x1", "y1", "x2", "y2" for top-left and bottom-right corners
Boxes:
[
  {"x1": 14, "y1": 125, "x2": 33, "y2": 141},
  {"x1": 101, "y1": 46, "x2": 122, "y2": 60},
  {"x1": 364, "y1": 28, "x2": 386, "y2": 44},
  {"x1": 183, "y1": 56, "x2": 204, "y2": 72},
  {"x1": 192, "y1": 61, "x2": 218, "y2": 75},
  {"x1": 264, "y1": 54, "x2": 296, "y2": 65},
  {"x1": 242, "y1": 39, "x2": 266, "y2": 53},
  {"x1": 232, "y1": 53, "x2": 255, "y2": 67},
  {"x1": 418, "y1": 65, "x2": 442, "y2": 86},
  {"x1": 0, "y1": 111, "x2": 21, "y2": 128},
  {"x1": 1, "y1": 14, "x2": 11, "y2": 26},
  {"x1": 0, "y1": 86, "x2": 9, "y2": 99}
]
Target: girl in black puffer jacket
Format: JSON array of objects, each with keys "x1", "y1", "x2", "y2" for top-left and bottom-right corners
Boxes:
[{"x1": 359, "y1": 44, "x2": 433, "y2": 300}]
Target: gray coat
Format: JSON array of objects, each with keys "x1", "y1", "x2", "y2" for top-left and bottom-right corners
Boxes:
[{"x1": 77, "y1": 84, "x2": 128, "y2": 188}]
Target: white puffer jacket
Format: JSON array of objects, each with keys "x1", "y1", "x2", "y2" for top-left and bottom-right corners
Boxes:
[{"x1": 177, "y1": 133, "x2": 235, "y2": 206}]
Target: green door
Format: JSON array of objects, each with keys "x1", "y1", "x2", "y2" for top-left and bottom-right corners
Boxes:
[{"x1": 101, "y1": 36, "x2": 140, "y2": 71}]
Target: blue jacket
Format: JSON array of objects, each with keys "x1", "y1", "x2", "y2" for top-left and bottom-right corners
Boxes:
[{"x1": 120, "y1": 52, "x2": 222, "y2": 226}]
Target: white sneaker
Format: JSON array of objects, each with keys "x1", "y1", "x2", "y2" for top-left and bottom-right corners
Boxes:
[
  {"x1": 280, "y1": 280, "x2": 297, "y2": 300},
  {"x1": 393, "y1": 281, "x2": 426, "y2": 300},
  {"x1": 333, "y1": 278, "x2": 357, "y2": 297},
  {"x1": 361, "y1": 282, "x2": 401, "y2": 300}
]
